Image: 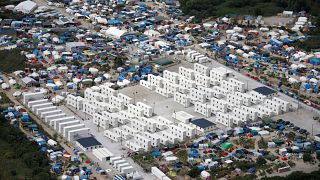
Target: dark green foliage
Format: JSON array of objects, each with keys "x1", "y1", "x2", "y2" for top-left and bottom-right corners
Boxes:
[
  {"x1": 0, "y1": 49, "x2": 27, "y2": 73},
  {"x1": 256, "y1": 156, "x2": 267, "y2": 165},
  {"x1": 188, "y1": 167, "x2": 201, "y2": 178},
  {"x1": 179, "y1": 0, "x2": 320, "y2": 20},
  {"x1": 262, "y1": 170, "x2": 320, "y2": 180},
  {"x1": 303, "y1": 152, "x2": 312, "y2": 162},
  {"x1": 0, "y1": 116, "x2": 56, "y2": 180}
]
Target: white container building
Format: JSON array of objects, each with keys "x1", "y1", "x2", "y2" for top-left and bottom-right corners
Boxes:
[
  {"x1": 136, "y1": 102, "x2": 153, "y2": 117},
  {"x1": 63, "y1": 123, "x2": 86, "y2": 137},
  {"x1": 210, "y1": 98, "x2": 228, "y2": 113},
  {"x1": 179, "y1": 66, "x2": 195, "y2": 80},
  {"x1": 194, "y1": 102, "x2": 211, "y2": 117},
  {"x1": 128, "y1": 104, "x2": 144, "y2": 118},
  {"x1": 163, "y1": 70, "x2": 179, "y2": 84},
  {"x1": 174, "y1": 92, "x2": 191, "y2": 107},
  {"x1": 23, "y1": 92, "x2": 45, "y2": 104},
  {"x1": 93, "y1": 113, "x2": 109, "y2": 129},
  {"x1": 190, "y1": 88, "x2": 206, "y2": 103},
  {"x1": 36, "y1": 106, "x2": 57, "y2": 116},
  {"x1": 45, "y1": 113, "x2": 66, "y2": 123},
  {"x1": 194, "y1": 63, "x2": 210, "y2": 76},
  {"x1": 173, "y1": 111, "x2": 194, "y2": 124},
  {"x1": 117, "y1": 93, "x2": 133, "y2": 107},
  {"x1": 40, "y1": 109, "x2": 62, "y2": 119},
  {"x1": 28, "y1": 99, "x2": 48, "y2": 108},
  {"x1": 52, "y1": 116, "x2": 76, "y2": 130},
  {"x1": 195, "y1": 73, "x2": 210, "y2": 88},
  {"x1": 58, "y1": 120, "x2": 80, "y2": 134},
  {"x1": 67, "y1": 128, "x2": 90, "y2": 141},
  {"x1": 104, "y1": 130, "x2": 121, "y2": 142},
  {"x1": 31, "y1": 102, "x2": 53, "y2": 112},
  {"x1": 216, "y1": 112, "x2": 233, "y2": 127}
]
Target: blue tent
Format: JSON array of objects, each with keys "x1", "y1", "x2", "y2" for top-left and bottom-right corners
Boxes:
[
  {"x1": 108, "y1": 20, "x2": 123, "y2": 25},
  {"x1": 151, "y1": 150, "x2": 161, "y2": 157},
  {"x1": 22, "y1": 115, "x2": 30, "y2": 122},
  {"x1": 248, "y1": 167, "x2": 256, "y2": 174}
]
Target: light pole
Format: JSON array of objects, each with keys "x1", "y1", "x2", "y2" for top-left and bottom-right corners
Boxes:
[
  {"x1": 133, "y1": 91, "x2": 138, "y2": 104},
  {"x1": 152, "y1": 102, "x2": 155, "y2": 115}
]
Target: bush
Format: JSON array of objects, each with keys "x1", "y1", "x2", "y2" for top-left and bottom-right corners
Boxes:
[
  {"x1": 256, "y1": 156, "x2": 267, "y2": 166},
  {"x1": 188, "y1": 167, "x2": 201, "y2": 178},
  {"x1": 303, "y1": 153, "x2": 312, "y2": 162}
]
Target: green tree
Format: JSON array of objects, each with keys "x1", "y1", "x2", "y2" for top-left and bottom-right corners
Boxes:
[
  {"x1": 256, "y1": 156, "x2": 267, "y2": 166},
  {"x1": 188, "y1": 167, "x2": 201, "y2": 178},
  {"x1": 303, "y1": 153, "x2": 312, "y2": 162}
]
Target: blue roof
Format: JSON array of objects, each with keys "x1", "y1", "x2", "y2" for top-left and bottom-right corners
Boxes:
[{"x1": 191, "y1": 118, "x2": 215, "y2": 129}]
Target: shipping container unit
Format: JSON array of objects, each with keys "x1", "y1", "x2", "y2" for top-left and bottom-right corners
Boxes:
[
  {"x1": 50, "y1": 116, "x2": 75, "y2": 128},
  {"x1": 194, "y1": 54, "x2": 205, "y2": 62},
  {"x1": 23, "y1": 92, "x2": 45, "y2": 105},
  {"x1": 40, "y1": 109, "x2": 62, "y2": 118},
  {"x1": 36, "y1": 106, "x2": 57, "y2": 116},
  {"x1": 92, "y1": 147, "x2": 114, "y2": 162},
  {"x1": 92, "y1": 149, "x2": 107, "y2": 162},
  {"x1": 151, "y1": 167, "x2": 171, "y2": 180},
  {"x1": 31, "y1": 102, "x2": 53, "y2": 112},
  {"x1": 110, "y1": 156, "x2": 122, "y2": 165},
  {"x1": 121, "y1": 166, "x2": 135, "y2": 174},
  {"x1": 27, "y1": 99, "x2": 48, "y2": 108},
  {"x1": 63, "y1": 124, "x2": 86, "y2": 137},
  {"x1": 113, "y1": 160, "x2": 127, "y2": 168},
  {"x1": 67, "y1": 128, "x2": 90, "y2": 141},
  {"x1": 98, "y1": 148, "x2": 114, "y2": 160},
  {"x1": 45, "y1": 113, "x2": 66, "y2": 123},
  {"x1": 58, "y1": 120, "x2": 80, "y2": 134},
  {"x1": 190, "y1": 53, "x2": 201, "y2": 61},
  {"x1": 173, "y1": 111, "x2": 194, "y2": 124},
  {"x1": 118, "y1": 163, "x2": 130, "y2": 172},
  {"x1": 199, "y1": 57, "x2": 209, "y2": 63}
]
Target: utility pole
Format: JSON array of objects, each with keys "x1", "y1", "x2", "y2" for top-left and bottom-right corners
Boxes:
[
  {"x1": 152, "y1": 102, "x2": 155, "y2": 115},
  {"x1": 133, "y1": 91, "x2": 137, "y2": 104}
]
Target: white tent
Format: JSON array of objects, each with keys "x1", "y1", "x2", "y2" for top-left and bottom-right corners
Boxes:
[
  {"x1": 104, "y1": 27, "x2": 127, "y2": 39},
  {"x1": 94, "y1": 77, "x2": 102, "y2": 84},
  {"x1": 310, "y1": 78, "x2": 318, "y2": 83},
  {"x1": 288, "y1": 77, "x2": 299, "y2": 84},
  {"x1": 9, "y1": 79, "x2": 16, "y2": 85},
  {"x1": 290, "y1": 64, "x2": 298, "y2": 70},
  {"x1": 144, "y1": 30, "x2": 160, "y2": 37},
  {"x1": 14, "y1": 0, "x2": 37, "y2": 14},
  {"x1": 300, "y1": 76, "x2": 307, "y2": 82},
  {"x1": 73, "y1": 78, "x2": 81, "y2": 84},
  {"x1": 89, "y1": 67, "x2": 99, "y2": 75},
  {"x1": 52, "y1": 95, "x2": 65, "y2": 104},
  {"x1": 13, "y1": 91, "x2": 22, "y2": 97},
  {"x1": 1, "y1": 83, "x2": 9, "y2": 90},
  {"x1": 103, "y1": 73, "x2": 110, "y2": 80}
]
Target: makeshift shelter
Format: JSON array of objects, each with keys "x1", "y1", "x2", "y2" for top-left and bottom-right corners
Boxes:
[
  {"x1": 104, "y1": 27, "x2": 127, "y2": 39},
  {"x1": 14, "y1": 0, "x2": 37, "y2": 14}
]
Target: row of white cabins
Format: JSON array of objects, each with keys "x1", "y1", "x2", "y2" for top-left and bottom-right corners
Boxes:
[{"x1": 64, "y1": 63, "x2": 290, "y2": 153}]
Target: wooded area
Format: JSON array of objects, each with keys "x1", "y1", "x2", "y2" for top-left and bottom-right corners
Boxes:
[{"x1": 0, "y1": 116, "x2": 56, "y2": 180}]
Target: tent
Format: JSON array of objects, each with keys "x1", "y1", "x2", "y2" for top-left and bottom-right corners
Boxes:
[
  {"x1": 221, "y1": 143, "x2": 233, "y2": 150},
  {"x1": 14, "y1": 0, "x2": 37, "y2": 14},
  {"x1": 104, "y1": 27, "x2": 127, "y2": 39}
]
